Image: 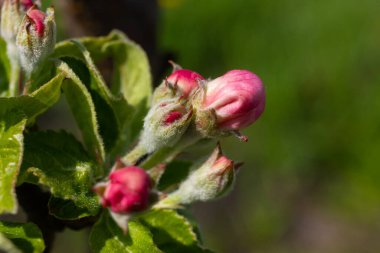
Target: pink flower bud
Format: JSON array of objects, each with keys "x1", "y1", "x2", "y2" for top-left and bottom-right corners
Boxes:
[
  {"x1": 26, "y1": 8, "x2": 45, "y2": 37},
  {"x1": 166, "y1": 69, "x2": 205, "y2": 98},
  {"x1": 20, "y1": 0, "x2": 34, "y2": 10},
  {"x1": 155, "y1": 145, "x2": 238, "y2": 208},
  {"x1": 152, "y1": 69, "x2": 205, "y2": 104},
  {"x1": 203, "y1": 70, "x2": 265, "y2": 130},
  {"x1": 96, "y1": 167, "x2": 151, "y2": 213},
  {"x1": 16, "y1": 6, "x2": 56, "y2": 74}
]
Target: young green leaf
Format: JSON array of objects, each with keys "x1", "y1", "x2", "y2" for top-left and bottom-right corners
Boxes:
[
  {"x1": 53, "y1": 30, "x2": 152, "y2": 153},
  {"x1": 139, "y1": 209, "x2": 214, "y2": 253},
  {"x1": 19, "y1": 130, "x2": 102, "y2": 220},
  {"x1": 0, "y1": 221, "x2": 45, "y2": 253},
  {"x1": 0, "y1": 73, "x2": 65, "y2": 124},
  {"x1": 139, "y1": 209, "x2": 198, "y2": 247},
  {"x1": 0, "y1": 111, "x2": 26, "y2": 214},
  {"x1": 89, "y1": 211, "x2": 162, "y2": 253},
  {"x1": 67, "y1": 40, "x2": 134, "y2": 157},
  {"x1": 57, "y1": 60, "x2": 106, "y2": 163},
  {"x1": 55, "y1": 44, "x2": 132, "y2": 159}
]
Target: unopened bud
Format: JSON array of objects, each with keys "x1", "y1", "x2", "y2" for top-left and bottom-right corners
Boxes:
[
  {"x1": 20, "y1": 0, "x2": 35, "y2": 11},
  {"x1": 1, "y1": 0, "x2": 22, "y2": 45},
  {"x1": 140, "y1": 98, "x2": 193, "y2": 153},
  {"x1": 193, "y1": 70, "x2": 265, "y2": 139},
  {"x1": 155, "y1": 145, "x2": 237, "y2": 208},
  {"x1": 94, "y1": 166, "x2": 152, "y2": 213},
  {"x1": 152, "y1": 69, "x2": 205, "y2": 104},
  {"x1": 16, "y1": 6, "x2": 56, "y2": 74}
]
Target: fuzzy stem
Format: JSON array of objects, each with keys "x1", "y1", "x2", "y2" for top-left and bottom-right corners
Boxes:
[
  {"x1": 122, "y1": 144, "x2": 150, "y2": 166},
  {"x1": 153, "y1": 193, "x2": 182, "y2": 209},
  {"x1": 9, "y1": 62, "x2": 20, "y2": 96},
  {"x1": 7, "y1": 43, "x2": 20, "y2": 97},
  {"x1": 123, "y1": 125, "x2": 203, "y2": 169},
  {"x1": 141, "y1": 126, "x2": 203, "y2": 169}
]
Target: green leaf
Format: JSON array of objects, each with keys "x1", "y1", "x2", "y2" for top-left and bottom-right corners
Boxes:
[
  {"x1": 0, "y1": 111, "x2": 26, "y2": 214},
  {"x1": 0, "y1": 37, "x2": 11, "y2": 95},
  {"x1": 28, "y1": 61, "x2": 57, "y2": 93},
  {"x1": 54, "y1": 31, "x2": 152, "y2": 109},
  {"x1": 48, "y1": 197, "x2": 98, "y2": 220},
  {"x1": 0, "y1": 73, "x2": 65, "y2": 124},
  {"x1": 0, "y1": 232, "x2": 22, "y2": 253},
  {"x1": 69, "y1": 40, "x2": 133, "y2": 156},
  {"x1": 57, "y1": 60, "x2": 106, "y2": 163},
  {"x1": 53, "y1": 30, "x2": 152, "y2": 152},
  {"x1": 19, "y1": 130, "x2": 102, "y2": 220},
  {"x1": 89, "y1": 211, "x2": 162, "y2": 253},
  {"x1": 56, "y1": 45, "x2": 131, "y2": 159},
  {"x1": 139, "y1": 209, "x2": 198, "y2": 247},
  {"x1": 140, "y1": 209, "x2": 213, "y2": 253},
  {"x1": 157, "y1": 160, "x2": 192, "y2": 191},
  {"x1": 0, "y1": 221, "x2": 45, "y2": 253}
]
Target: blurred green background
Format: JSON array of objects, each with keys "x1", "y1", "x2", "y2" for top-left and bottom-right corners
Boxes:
[
  {"x1": 24, "y1": 0, "x2": 380, "y2": 252},
  {"x1": 157, "y1": 0, "x2": 380, "y2": 252}
]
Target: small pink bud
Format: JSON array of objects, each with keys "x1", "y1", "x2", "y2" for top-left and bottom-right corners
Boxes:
[
  {"x1": 203, "y1": 70, "x2": 265, "y2": 130},
  {"x1": 166, "y1": 69, "x2": 205, "y2": 98},
  {"x1": 20, "y1": 0, "x2": 34, "y2": 10},
  {"x1": 26, "y1": 8, "x2": 45, "y2": 37},
  {"x1": 152, "y1": 68, "x2": 205, "y2": 104},
  {"x1": 97, "y1": 167, "x2": 151, "y2": 213},
  {"x1": 16, "y1": 6, "x2": 56, "y2": 74},
  {"x1": 155, "y1": 144, "x2": 237, "y2": 208}
]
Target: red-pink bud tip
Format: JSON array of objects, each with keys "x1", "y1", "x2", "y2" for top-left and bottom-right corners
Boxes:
[
  {"x1": 27, "y1": 8, "x2": 45, "y2": 37},
  {"x1": 204, "y1": 70, "x2": 265, "y2": 130},
  {"x1": 20, "y1": 0, "x2": 34, "y2": 10},
  {"x1": 166, "y1": 69, "x2": 205, "y2": 97},
  {"x1": 164, "y1": 111, "x2": 183, "y2": 125},
  {"x1": 99, "y1": 167, "x2": 151, "y2": 213}
]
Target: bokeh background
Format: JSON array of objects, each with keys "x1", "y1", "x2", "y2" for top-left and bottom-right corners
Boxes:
[
  {"x1": 159, "y1": 1, "x2": 380, "y2": 252},
  {"x1": 4, "y1": 0, "x2": 380, "y2": 252}
]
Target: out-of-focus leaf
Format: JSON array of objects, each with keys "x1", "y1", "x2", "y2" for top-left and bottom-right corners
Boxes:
[
  {"x1": 89, "y1": 211, "x2": 162, "y2": 253},
  {"x1": 0, "y1": 37, "x2": 10, "y2": 95},
  {"x1": 19, "y1": 130, "x2": 102, "y2": 220},
  {"x1": 0, "y1": 110, "x2": 26, "y2": 214},
  {"x1": 0, "y1": 232, "x2": 22, "y2": 253},
  {"x1": 0, "y1": 221, "x2": 45, "y2": 253}
]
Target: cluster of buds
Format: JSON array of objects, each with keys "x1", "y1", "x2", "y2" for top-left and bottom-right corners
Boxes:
[
  {"x1": 0, "y1": 0, "x2": 56, "y2": 74},
  {"x1": 98, "y1": 64, "x2": 265, "y2": 231},
  {"x1": 123, "y1": 65, "x2": 265, "y2": 166}
]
